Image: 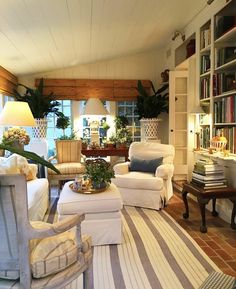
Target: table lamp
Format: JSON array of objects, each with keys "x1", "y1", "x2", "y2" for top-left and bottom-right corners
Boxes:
[
  {"x1": 81, "y1": 98, "x2": 109, "y2": 144},
  {"x1": 0, "y1": 101, "x2": 36, "y2": 127},
  {"x1": 0, "y1": 101, "x2": 36, "y2": 150}
]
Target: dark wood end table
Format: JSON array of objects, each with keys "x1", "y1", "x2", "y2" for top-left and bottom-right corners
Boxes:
[{"x1": 182, "y1": 182, "x2": 236, "y2": 233}]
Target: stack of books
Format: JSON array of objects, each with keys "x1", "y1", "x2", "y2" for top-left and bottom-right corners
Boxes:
[{"x1": 191, "y1": 159, "x2": 227, "y2": 190}]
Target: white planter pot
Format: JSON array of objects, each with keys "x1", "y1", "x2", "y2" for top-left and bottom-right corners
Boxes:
[
  {"x1": 140, "y1": 118, "x2": 161, "y2": 142},
  {"x1": 32, "y1": 118, "x2": 47, "y2": 139}
]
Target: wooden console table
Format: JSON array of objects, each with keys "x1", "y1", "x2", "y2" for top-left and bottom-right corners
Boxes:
[
  {"x1": 82, "y1": 147, "x2": 129, "y2": 161},
  {"x1": 182, "y1": 182, "x2": 236, "y2": 233}
]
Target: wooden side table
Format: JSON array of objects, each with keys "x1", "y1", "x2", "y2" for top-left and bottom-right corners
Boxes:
[{"x1": 182, "y1": 182, "x2": 236, "y2": 233}]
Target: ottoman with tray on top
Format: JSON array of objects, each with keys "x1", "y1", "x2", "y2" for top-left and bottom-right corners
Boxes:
[{"x1": 57, "y1": 181, "x2": 123, "y2": 246}]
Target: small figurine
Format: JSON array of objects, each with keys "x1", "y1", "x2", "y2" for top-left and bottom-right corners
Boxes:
[{"x1": 73, "y1": 175, "x2": 82, "y2": 190}]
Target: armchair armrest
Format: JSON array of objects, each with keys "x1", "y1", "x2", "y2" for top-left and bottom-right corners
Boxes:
[
  {"x1": 29, "y1": 214, "x2": 85, "y2": 239},
  {"x1": 81, "y1": 153, "x2": 86, "y2": 163},
  {"x1": 155, "y1": 164, "x2": 174, "y2": 180},
  {"x1": 113, "y1": 161, "x2": 130, "y2": 175},
  {"x1": 48, "y1": 155, "x2": 56, "y2": 162}
]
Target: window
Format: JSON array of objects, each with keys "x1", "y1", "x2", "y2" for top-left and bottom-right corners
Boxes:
[
  {"x1": 47, "y1": 100, "x2": 72, "y2": 156},
  {"x1": 117, "y1": 101, "x2": 140, "y2": 142}
]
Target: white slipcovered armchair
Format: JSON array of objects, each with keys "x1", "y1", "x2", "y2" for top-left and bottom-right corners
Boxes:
[{"x1": 112, "y1": 142, "x2": 175, "y2": 210}]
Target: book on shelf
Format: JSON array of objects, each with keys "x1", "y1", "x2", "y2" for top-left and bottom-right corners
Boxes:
[
  {"x1": 200, "y1": 77, "x2": 210, "y2": 99},
  {"x1": 200, "y1": 26, "x2": 211, "y2": 49},
  {"x1": 213, "y1": 72, "x2": 236, "y2": 96},
  {"x1": 214, "y1": 95, "x2": 236, "y2": 123},
  {"x1": 200, "y1": 127, "x2": 210, "y2": 149},
  {"x1": 215, "y1": 47, "x2": 236, "y2": 68},
  {"x1": 201, "y1": 54, "x2": 211, "y2": 74},
  {"x1": 215, "y1": 15, "x2": 236, "y2": 39}
]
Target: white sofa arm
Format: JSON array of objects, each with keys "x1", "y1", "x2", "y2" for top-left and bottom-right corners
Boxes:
[
  {"x1": 113, "y1": 162, "x2": 130, "y2": 175},
  {"x1": 155, "y1": 164, "x2": 174, "y2": 180}
]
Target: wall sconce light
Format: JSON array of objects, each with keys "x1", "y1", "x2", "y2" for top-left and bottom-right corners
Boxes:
[{"x1": 172, "y1": 30, "x2": 185, "y2": 42}]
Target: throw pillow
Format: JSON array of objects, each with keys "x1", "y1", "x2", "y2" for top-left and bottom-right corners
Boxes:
[
  {"x1": 30, "y1": 221, "x2": 79, "y2": 278},
  {"x1": 0, "y1": 154, "x2": 37, "y2": 181},
  {"x1": 0, "y1": 155, "x2": 19, "y2": 174},
  {"x1": 129, "y1": 157, "x2": 163, "y2": 173}
]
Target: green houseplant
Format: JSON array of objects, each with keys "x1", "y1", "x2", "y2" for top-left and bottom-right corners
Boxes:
[
  {"x1": 136, "y1": 80, "x2": 169, "y2": 141},
  {"x1": 13, "y1": 78, "x2": 63, "y2": 138},
  {"x1": 85, "y1": 158, "x2": 115, "y2": 189},
  {"x1": 136, "y1": 80, "x2": 169, "y2": 119}
]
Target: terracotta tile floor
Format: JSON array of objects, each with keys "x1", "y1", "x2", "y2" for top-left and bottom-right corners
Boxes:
[{"x1": 165, "y1": 187, "x2": 236, "y2": 277}]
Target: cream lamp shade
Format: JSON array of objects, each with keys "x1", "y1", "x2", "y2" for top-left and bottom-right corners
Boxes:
[
  {"x1": 0, "y1": 101, "x2": 36, "y2": 126},
  {"x1": 81, "y1": 98, "x2": 109, "y2": 116}
]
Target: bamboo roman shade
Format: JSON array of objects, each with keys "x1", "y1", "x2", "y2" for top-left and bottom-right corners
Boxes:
[
  {"x1": 0, "y1": 66, "x2": 18, "y2": 96},
  {"x1": 35, "y1": 78, "x2": 151, "y2": 101}
]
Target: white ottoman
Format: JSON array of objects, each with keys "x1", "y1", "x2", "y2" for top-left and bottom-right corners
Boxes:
[{"x1": 57, "y1": 181, "x2": 123, "y2": 246}]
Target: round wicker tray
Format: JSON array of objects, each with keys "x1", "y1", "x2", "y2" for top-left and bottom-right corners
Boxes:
[{"x1": 69, "y1": 183, "x2": 109, "y2": 194}]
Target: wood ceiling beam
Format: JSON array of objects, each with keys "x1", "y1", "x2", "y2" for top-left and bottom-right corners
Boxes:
[
  {"x1": 0, "y1": 66, "x2": 18, "y2": 96},
  {"x1": 35, "y1": 78, "x2": 151, "y2": 101}
]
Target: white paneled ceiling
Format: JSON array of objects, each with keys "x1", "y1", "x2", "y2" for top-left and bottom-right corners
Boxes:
[{"x1": 0, "y1": 0, "x2": 207, "y2": 76}]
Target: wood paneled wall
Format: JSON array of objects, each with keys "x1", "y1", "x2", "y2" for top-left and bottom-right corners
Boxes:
[
  {"x1": 0, "y1": 66, "x2": 18, "y2": 96},
  {"x1": 35, "y1": 78, "x2": 151, "y2": 101}
]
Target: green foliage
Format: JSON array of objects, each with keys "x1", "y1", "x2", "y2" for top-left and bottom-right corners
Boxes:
[
  {"x1": 56, "y1": 112, "x2": 70, "y2": 130},
  {"x1": 108, "y1": 134, "x2": 117, "y2": 144},
  {"x1": 13, "y1": 78, "x2": 61, "y2": 118},
  {"x1": 0, "y1": 143, "x2": 60, "y2": 174},
  {"x1": 58, "y1": 131, "x2": 77, "y2": 140},
  {"x1": 85, "y1": 158, "x2": 115, "y2": 184},
  {"x1": 116, "y1": 127, "x2": 132, "y2": 144},
  {"x1": 136, "y1": 80, "x2": 169, "y2": 119},
  {"x1": 102, "y1": 121, "x2": 110, "y2": 131},
  {"x1": 114, "y1": 116, "x2": 129, "y2": 130}
]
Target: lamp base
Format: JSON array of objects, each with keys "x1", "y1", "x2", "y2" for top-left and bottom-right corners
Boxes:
[{"x1": 194, "y1": 132, "x2": 201, "y2": 151}]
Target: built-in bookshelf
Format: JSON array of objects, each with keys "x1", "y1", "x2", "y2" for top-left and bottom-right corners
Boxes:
[
  {"x1": 199, "y1": 20, "x2": 212, "y2": 101},
  {"x1": 212, "y1": 0, "x2": 236, "y2": 154},
  {"x1": 197, "y1": 0, "x2": 236, "y2": 154}
]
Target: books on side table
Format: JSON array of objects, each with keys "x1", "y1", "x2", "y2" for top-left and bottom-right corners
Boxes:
[{"x1": 191, "y1": 159, "x2": 227, "y2": 190}]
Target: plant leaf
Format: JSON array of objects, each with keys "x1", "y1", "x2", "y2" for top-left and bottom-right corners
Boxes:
[{"x1": 0, "y1": 143, "x2": 61, "y2": 174}]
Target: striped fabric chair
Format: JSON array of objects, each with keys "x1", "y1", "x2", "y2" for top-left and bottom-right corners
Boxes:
[
  {"x1": 0, "y1": 174, "x2": 92, "y2": 289},
  {"x1": 48, "y1": 139, "x2": 85, "y2": 196}
]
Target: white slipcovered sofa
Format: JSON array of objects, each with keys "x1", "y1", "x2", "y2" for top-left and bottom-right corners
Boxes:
[
  {"x1": 0, "y1": 154, "x2": 49, "y2": 221},
  {"x1": 112, "y1": 142, "x2": 175, "y2": 210}
]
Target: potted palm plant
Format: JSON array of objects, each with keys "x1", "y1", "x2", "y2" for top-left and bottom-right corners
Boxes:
[
  {"x1": 13, "y1": 78, "x2": 61, "y2": 139},
  {"x1": 136, "y1": 80, "x2": 169, "y2": 141}
]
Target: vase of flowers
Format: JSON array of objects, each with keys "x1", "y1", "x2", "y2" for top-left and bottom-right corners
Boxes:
[
  {"x1": 85, "y1": 158, "x2": 115, "y2": 189},
  {"x1": 2, "y1": 127, "x2": 30, "y2": 150}
]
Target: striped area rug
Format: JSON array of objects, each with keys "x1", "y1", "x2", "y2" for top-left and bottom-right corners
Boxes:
[{"x1": 45, "y1": 198, "x2": 220, "y2": 289}]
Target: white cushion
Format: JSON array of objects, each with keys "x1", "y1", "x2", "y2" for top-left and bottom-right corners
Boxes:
[
  {"x1": 0, "y1": 155, "x2": 19, "y2": 174},
  {"x1": 57, "y1": 182, "x2": 123, "y2": 215},
  {"x1": 30, "y1": 221, "x2": 79, "y2": 278},
  {"x1": 27, "y1": 178, "x2": 48, "y2": 212},
  {"x1": 0, "y1": 154, "x2": 37, "y2": 181},
  {"x1": 113, "y1": 171, "x2": 163, "y2": 190},
  {"x1": 129, "y1": 142, "x2": 175, "y2": 164}
]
